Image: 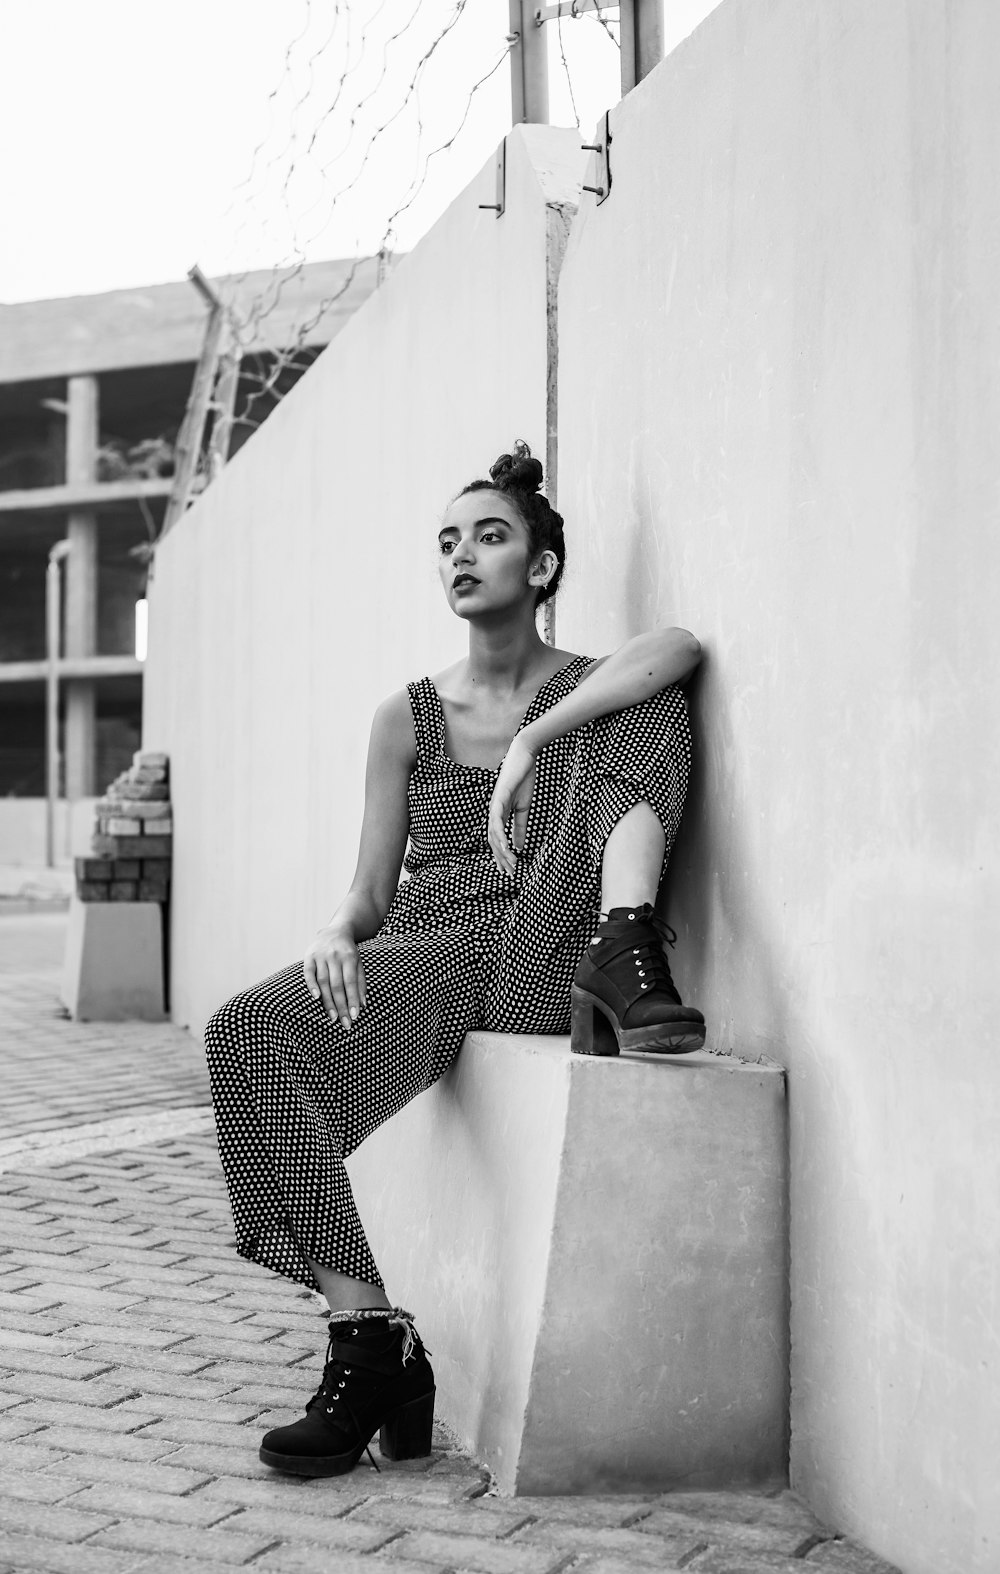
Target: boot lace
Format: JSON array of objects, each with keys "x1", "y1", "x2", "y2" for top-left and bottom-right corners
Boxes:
[
  {"x1": 598, "y1": 909, "x2": 680, "y2": 1002},
  {"x1": 305, "y1": 1308, "x2": 424, "y2": 1472}
]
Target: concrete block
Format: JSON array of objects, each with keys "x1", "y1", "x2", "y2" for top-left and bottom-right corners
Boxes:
[
  {"x1": 105, "y1": 818, "x2": 141, "y2": 836},
  {"x1": 61, "y1": 896, "x2": 165, "y2": 1021},
  {"x1": 93, "y1": 834, "x2": 172, "y2": 859},
  {"x1": 145, "y1": 820, "x2": 173, "y2": 836},
  {"x1": 75, "y1": 857, "x2": 112, "y2": 882},
  {"x1": 116, "y1": 783, "x2": 169, "y2": 802},
  {"x1": 125, "y1": 801, "x2": 172, "y2": 821},
  {"x1": 138, "y1": 880, "x2": 169, "y2": 904},
  {"x1": 349, "y1": 1033, "x2": 787, "y2": 1496},
  {"x1": 133, "y1": 751, "x2": 169, "y2": 770}
]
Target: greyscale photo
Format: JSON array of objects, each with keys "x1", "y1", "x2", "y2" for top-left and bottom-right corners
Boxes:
[{"x1": 0, "y1": 5, "x2": 994, "y2": 1574}]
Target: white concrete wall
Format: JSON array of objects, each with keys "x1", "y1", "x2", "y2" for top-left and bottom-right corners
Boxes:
[
  {"x1": 143, "y1": 126, "x2": 583, "y2": 1031},
  {"x1": 555, "y1": 2, "x2": 999, "y2": 1568}
]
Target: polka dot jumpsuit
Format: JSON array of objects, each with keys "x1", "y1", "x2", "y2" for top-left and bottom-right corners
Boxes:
[{"x1": 204, "y1": 657, "x2": 692, "y2": 1290}]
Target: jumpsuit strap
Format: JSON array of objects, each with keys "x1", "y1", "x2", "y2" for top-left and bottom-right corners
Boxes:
[{"x1": 407, "y1": 678, "x2": 445, "y2": 767}]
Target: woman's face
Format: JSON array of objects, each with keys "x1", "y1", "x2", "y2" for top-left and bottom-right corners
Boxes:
[{"x1": 437, "y1": 492, "x2": 540, "y2": 618}]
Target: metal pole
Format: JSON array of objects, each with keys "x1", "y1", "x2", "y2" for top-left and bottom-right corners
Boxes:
[
  {"x1": 46, "y1": 540, "x2": 71, "y2": 869},
  {"x1": 620, "y1": 0, "x2": 664, "y2": 92},
  {"x1": 634, "y1": 0, "x2": 664, "y2": 84},
  {"x1": 509, "y1": 0, "x2": 549, "y2": 124}
]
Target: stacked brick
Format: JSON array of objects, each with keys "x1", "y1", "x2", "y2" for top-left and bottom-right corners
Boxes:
[{"x1": 74, "y1": 750, "x2": 172, "y2": 904}]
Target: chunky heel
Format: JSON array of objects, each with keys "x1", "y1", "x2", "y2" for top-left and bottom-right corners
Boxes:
[
  {"x1": 379, "y1": 1389, "x2": 435, "y2": 1460},
  {"x1": 571, "y1": 986, "x2": 620, "y2": 1057}
]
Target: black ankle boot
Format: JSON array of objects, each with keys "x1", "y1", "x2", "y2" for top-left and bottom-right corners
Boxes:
[
  {"x1": 571, "y1": 903, "x2": 706, "y2": 1057},
  {"x1": 259, "y1": 1309, "x2": 435, "y2": 1477}
]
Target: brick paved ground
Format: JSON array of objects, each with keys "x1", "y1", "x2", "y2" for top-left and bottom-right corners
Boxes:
[{"x1": 0, "y1": 907, "x2": 901, "y2": 1574}]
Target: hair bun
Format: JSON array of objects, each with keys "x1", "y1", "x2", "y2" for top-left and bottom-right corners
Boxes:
[{"x1": 489, "y1": 440, "x2": 544, "y2": 494}]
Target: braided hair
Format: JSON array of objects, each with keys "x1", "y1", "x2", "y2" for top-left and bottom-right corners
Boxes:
[{"x1": 459, "y1": 440, "x2": 566, "y2": 605}]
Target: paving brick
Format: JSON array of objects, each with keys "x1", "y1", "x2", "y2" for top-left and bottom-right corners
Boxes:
[
  {"x1": 133, "y1": 1418, "x2": 266, "y2": 1449},
  {"x1": 42, "y1": 1451, "x2": 211, "y2": 1495},
  {"x1": 71, "y1": 1348, "x2": 214, "y2": 1380},
  {"x1": 515, "y1": 1522, "x2": 701, "y2": 1567},
  {"x1": 0, "y1": 1471, "x2": 85, "y2": 1505},
  {"x1": 28, "y1": 1284, "x2": 144, "y2": 1312},
  {"x1": 196, "y1": 1474, "x2": 370, "y2": 1513},
  {"x1": 570, "y1": 1558, "x2": 688, "y2": 1574},
  {"x1": 62, "y1": 1481, "x2": 235, "y2": 1527},
  {"x1": 0, "y1": 1370, "x2": 138, "y2": 1405},
  {"x1": 0, "y1": 1310, "x2": 81, "y2": 1339},
  {"x1": 219, "y1": 1506, "x2": 390, "y2": 1552},
  {"x1": 684, "y1": 1553, "x2": 810, "y2": 1574},
  {"x1": 384, "y1": 1530, "x2": 563, "y2": 1573},
  {"x1": 350, "y1": 1496, "x2": 536, "y2": 1539},
  {"x1": 0, "y1": 1534, "x2": 139, "y2": 1574},
  {"x1": 649, "y1": 1491, "x2": 828, "y2": 1538},
  {"x1": 805, "y1": 1541, "x2": 902, "y2": 1573},
  {"x1": 58, "y1": 1320, "x2": 188, "y2": 1349},
  {"x1": 0, "y1": 1345, "x2": 114, "y2": 1381},
  {"x1": 0, "y1": 1413, "x2": 47, "y2": 1442},
  {"x1": 0, "y1": 1439, "x2": 71, "y2": 1473},
  {"x1": 88, "y1": 1517, "x2": 277, "y2": 1564},
  {"x1": 638, "y1": 1509, "x2": 818, "y2": 1558},
  {"x1": 0, "y1": 1289, "x2": 62, "y2": 1313},
  {"x1": 252, "y1": 1549, "x2": 434, "y2": 1574},
  {"x1": 0, "y1": 1496, "x2": 115, "y2": 1542},
  {"x1": 506, "y1": 1497, "x2": 656, "y2": 1528},
  {"x1": 163, "y1": 1341, "x2": 292, "y2": 1373},
  {"x1": 151, "y1": 1441, "x2": 285, "y2": 1479},
  {"x1": 28, "y1": 1423, "x2": 174, "y2": 1459}
]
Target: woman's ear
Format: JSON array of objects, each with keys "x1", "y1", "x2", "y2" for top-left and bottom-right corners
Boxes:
[{"x1": 528, "y1": 549, "x2": 558, "y2": 590}]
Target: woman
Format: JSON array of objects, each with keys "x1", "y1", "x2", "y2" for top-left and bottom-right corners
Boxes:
[{"x1": 205, "y1": 442, "x2": 705, "y2": 1479}]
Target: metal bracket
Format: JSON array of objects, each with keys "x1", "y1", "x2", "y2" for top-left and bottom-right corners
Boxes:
[
  {"x1": 478, "y1": 137, "x2": 507, "y2": 217},
  {"x1": 581, "y1": 111, "x2": 612, "y2": 205}
]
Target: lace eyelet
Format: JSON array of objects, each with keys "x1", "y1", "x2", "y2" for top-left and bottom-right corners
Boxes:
[
  {"x1": 339, "y1": 1380, "x2": 346, "y2": 1388},
  {"x1": 632, "y1": 948, "x2": 640, "y2": 954},
  {"x1": 344, "y1": 1367, "x2": 351, "y2": 1374},
  {"x1": 326, "y1": 1406, "x2": 334, "y2": 1413},
  {"x1": 641, "y1": 982, "x2": 649, "y2": 989}
]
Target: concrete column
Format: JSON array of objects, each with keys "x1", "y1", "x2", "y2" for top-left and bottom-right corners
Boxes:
[{"x1": 65, "y1": 374, "x2": 99, "y2": 798}]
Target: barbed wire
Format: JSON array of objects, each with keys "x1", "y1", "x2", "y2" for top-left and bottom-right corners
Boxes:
[
  {"x1": 557, "y1": 14, "x2": 581, "y2": 129},
  {"x1": 184, "y1": 1, "x2": 618, "y2": 502}
]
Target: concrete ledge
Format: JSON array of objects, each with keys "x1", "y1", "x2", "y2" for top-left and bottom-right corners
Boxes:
[
  {"x1": 61, "y1": 895, "x2": 165, "y2": 1021},
  {"x1": 348, "y1": 1031, "x2": 788, "y2": 1495}
]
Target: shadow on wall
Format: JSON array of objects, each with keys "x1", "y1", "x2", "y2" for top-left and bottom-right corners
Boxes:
[{"x1": 664, "y1": 655, "x2": 795, "y2": 1069}]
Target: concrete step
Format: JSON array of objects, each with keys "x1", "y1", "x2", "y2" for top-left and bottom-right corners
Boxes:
[{"x1": 349, "y1": 1030, "x2": 788, "y2": 1495}]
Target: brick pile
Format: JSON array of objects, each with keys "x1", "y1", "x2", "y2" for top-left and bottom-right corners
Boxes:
[{"x1": 74, "y1": 750, "x2": 172, "y2": 905}]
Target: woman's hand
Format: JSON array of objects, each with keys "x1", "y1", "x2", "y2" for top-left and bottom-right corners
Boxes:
[
  {"x1": 488, "y1": 734, "x2": 537, "y2": 877},
  {"x1": 304, "y1": 925, "x2": 366, "y2": 1032}
]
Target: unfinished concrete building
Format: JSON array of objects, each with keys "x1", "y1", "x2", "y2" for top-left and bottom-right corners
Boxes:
[{"x1": 0, "y1": 261, "x2": 377, "y2": 855}]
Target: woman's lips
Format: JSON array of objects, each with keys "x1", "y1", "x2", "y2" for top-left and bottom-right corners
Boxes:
[{"x1": 453, "y1": 576, "x2": 479, "y2": 590}]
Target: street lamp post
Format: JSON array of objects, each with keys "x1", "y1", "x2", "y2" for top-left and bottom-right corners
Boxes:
[{"x1": 46, "y1": 539, "x2": 72, "y2": 869}]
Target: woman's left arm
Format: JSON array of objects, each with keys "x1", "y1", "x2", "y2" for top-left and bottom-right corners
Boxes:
[{"x1": 488, "y1": 628, "x2": 701, "y2": 875}]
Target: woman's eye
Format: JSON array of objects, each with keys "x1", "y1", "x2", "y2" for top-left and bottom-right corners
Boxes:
[
  {"x1": 439, "y1": 540, "x2": 455, "y2": 555},
  {"x1": 481, "y1": 531, "x2": 500, "y2": 543}
]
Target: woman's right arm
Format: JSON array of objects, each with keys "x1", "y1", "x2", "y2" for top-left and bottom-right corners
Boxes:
[{"x1": 304, "y1": 689, "x2": 416, "y2": 1030}]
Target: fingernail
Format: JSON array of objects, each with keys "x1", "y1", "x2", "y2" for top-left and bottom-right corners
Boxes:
[
  {"x1": 341, "y1": 1017, "x2": 351, "y2": 1032},
  {"x1": 350, "y1": 1007, "x2": 358, "y2": 1020}
]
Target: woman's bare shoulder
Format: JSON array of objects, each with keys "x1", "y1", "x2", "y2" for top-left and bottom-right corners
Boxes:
[{"x1": 370, "y1": 688, "x2": 417, "y2": 766}]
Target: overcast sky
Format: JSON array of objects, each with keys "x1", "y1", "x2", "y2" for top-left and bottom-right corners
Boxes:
[{"x1": 0, "y1": 0, "x2": 721, "y2": 305}]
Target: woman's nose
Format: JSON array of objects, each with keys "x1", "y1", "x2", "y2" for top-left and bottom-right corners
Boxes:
[{"x1": 452, "y1": 537, "x2": 475, "y2": 565}]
